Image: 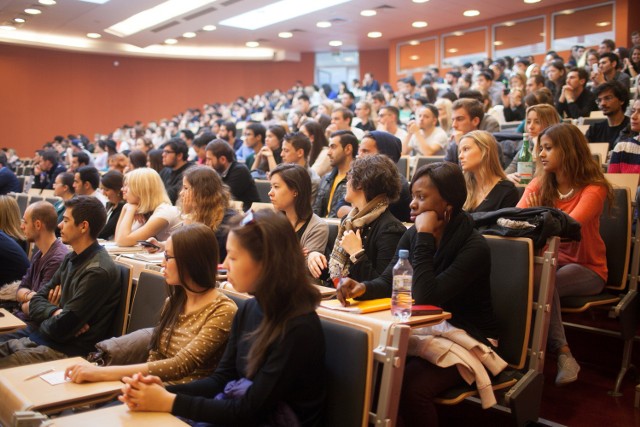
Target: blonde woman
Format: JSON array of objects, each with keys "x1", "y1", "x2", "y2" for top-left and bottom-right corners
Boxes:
[
  {"x1": 458, "y1": 131, "x2": 519, "y2": 213},
  {"x1": 434, "y1": 98, "x2": 453, "y2": 134},
  {"x1": 506, "y1": 104, "x2": 561, "y2": 183},
  {"x1": 114, "y1": 168, "x2": 180, "y2": 246},
  {"x1": 0, "y1": 196, "x2": 27, "y2": 253},
  {"x1": 354, "y1": 101, "x2": 377, "y2": 132}
]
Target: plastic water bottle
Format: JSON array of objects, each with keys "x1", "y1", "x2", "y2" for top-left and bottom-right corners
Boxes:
[{"x1": 391, "y1": 249, "x2": 413, "y2": 322}]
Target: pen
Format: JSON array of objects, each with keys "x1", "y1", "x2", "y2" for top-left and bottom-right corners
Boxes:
[{"x1": 24, "y1": 368, "x2": 55, "y2": 381}]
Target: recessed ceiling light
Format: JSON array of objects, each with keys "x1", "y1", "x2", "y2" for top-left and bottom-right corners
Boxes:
[
  {"x1": 524, "y1": 0, "x2": 541, "y2": 3},
  {"x1": 448, "y1": 48, "x2": 458, "y2": 53},
  {"x1": 106, "y1": 0, "x2": 218, "y2": 38},
  {"x1": 278, "y1": 31, "x2": 293, "y2": 38},
  {"x1": 410, "y1": 55, "x2": 420, "y2": 60},
  {"x1": 246, "y1": 41, "x2": 260, "y2": 47},
  {"x1": 24, "y1": 8, "x2": 42, "y2": 15},
  {"x1": 0, "y1": 25, "x2": 17, "y2": 31},
  {"x1": 412, "y1": 0, "x2": 429, "y2": 3},
  {"x1": 329, "y1": 40, "x2": 343, "y2": 47},
  {"x1": 453, "y1": 31, "x2": 464, "y2": 36},
  {"x1": 164, "y1": 38, "x2": 177, "y2": 44},
  {"x1": 494, "y1": 41, "x2": 504, "y2": 46},
  {"x1": 317, "y1": 21, "x2": 332, "y2": 28},
  {"x1": 561, "y1": 9, "x2": 574, "y2": 15},
  {"x1": 596, "y1": 21, "x2": 610, "y2": 27},
  {"x1": 504, "y1": 21, "x2": 515, "y2": 27},
  {"x1": 221, "y1": 0, "x2": 351, "y2": 30},
  {"x1": 361, "y1": 9, "x2": 376, "y2": 17},
  {"x1": 39, "y1": 0, "x2": 57, "y2": 5},
  {"x1": 86, "y1": 32, "x2": 101, "y2": 38},
  {"x1": 202, "y1": 25, "x2": 216, "y2": 31},
  {"x1": 409, "y1": 40, "x2": 419, "y2": 46},
  {"x1": 368, "y1": 31, "x2": 382, "y2": 38},
  {"x1": 183, "y1": 32, "x2": 196, "y2": 38},
  {"x1": 14, "y1": 18, "x2": 26, "y2": 23},
  {"x1": 463, "y1": 10, "x2": 480, "y2": 17},
  {"x1": 412, "y1": 21, "x2": 427, "y2": 28}
]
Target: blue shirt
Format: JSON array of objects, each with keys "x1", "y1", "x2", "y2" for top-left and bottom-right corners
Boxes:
[{"x1": 0, "y1": 166, "x2": 21, "y2": 195}]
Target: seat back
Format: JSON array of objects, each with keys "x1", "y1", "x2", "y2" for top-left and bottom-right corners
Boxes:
[
  {"x1": 111, "y1": 262, "x2": 134, "y2": 337},
  {"x1": 604, "y1": 173, "x2": 639, "y2": 196},
  {"x1": 589, "y1": 143, "x2": 609, "y2": 165},
  {"x1": 16, "y1": 194, "x2": 28, "y2": 216},
  {"x1": 484, "y1": 236, "x2": 533, "y2": 369},
  {"x1": 396, "y1": 157, "x2": 409, "y2": 180},
  {"x1": 254, "y1": 179, "x2": 271, "y2": 203},
  {"x1": 126, "y1": 270, "x2": 167, "y2": 334},
  {"x1": 16, "y1": 176, "x2": 26, "y2": 192},
  {"x1": 413, "y1": 156, "x2": 445, "y2": 178},
  {"x1": 321, "y1": 317, "x2": 373, "y2": 427},
  {"x1": 324, "y1": 218, "x2": 341, "y2": 257},
  {"x1": 220, "y1": 288, "x2": 248, "y2": 311},
  {"x1": 600, "y1": 187, "x2": 631, "y2": 290},
  {"x1": 250, "y1": 202, "x2": 275, "y2": 211},
  {"x1": 29, "y1": 195, "x2": 43, "y2": 205}
]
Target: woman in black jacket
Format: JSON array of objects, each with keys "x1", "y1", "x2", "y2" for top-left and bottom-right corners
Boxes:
[
  {"x1": 307, "y1": 154, "x2": 406, "y2": 286},
  {"x1": 338, "y1": 162, "x2": 498, "y2": 426},
  {"x1": 98, "y1": 170, "x2": 124, "y2": 240}
]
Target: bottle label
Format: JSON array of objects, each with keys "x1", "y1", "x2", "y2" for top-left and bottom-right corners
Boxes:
[{"x1": 517, "y1": 162, "x2": 533, "y2": 181}]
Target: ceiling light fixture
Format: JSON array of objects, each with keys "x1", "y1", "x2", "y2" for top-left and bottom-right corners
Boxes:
[
  {"x1": 329, "y1": 40, "x2": 343, "y2": 47},
  {"x1": 278, "y1": 31, "x2": 293, "y2": 38},
  {"x1": 412, "y1": 0, "x2": 429, "y2": 3},
  {"x1": 463, "y1": 10, "x2": 480, "y2": 17},
  {"x1": 220, "y1": 0, "x2": 351, "y2": 31},
  {"x1": 0, "y1": 25, "x2": 17, "y2": 31},
  {"x1": 106, "y1": 0, "x2": 219, "y2": 38},
  {"x1": 183, "y1": 32, "x2": 196, "y2": 38},
  {"x1": 448, "y1": 48, "x2": 458, "y2": 53},
  {"x1": 453, "y1": 31, "x2": 464, "y2": 36},
  {"x1": 202, "y1": 25, "x2": 216, "y2": 31},
  {"x1": 14, "y1": 18, "x2": 26, "y2": 23},
  {"x1": 412, "y1": 21, "x2": 427, "y2": 28},
  {"x1": 409, "y1": 40, "x2": 419, "y2": 45},
  {"x1": 164, "y1": 38, "x2": 178, "y2": 44},
  {"x1": 317, "y1": 21, "x2": 332, "y2": 28},
  {"x1": 561, "y1": 9, "x2": 574, "y2": 15},
  {"x1": 86, "y1": 32, "x2": 102, "y2": 38},
  {"x1": 524, "y1": 0, "x2": 541, "y2": 3},
  {"x1": 77, "y1": 0, "x2": 110, "y2": 3},
  {"x1": 246, "y1": 41, "x2": 260, "y2": 47},
  {"x1": 504, "y1": 21, "x2": 515, "y2": 27},
  {"x1": 494, "y1": 41, "x2": 504, "y2": 45},
  {"x1": 39, "y1": 0, "x2": 57, "y2": 5},
  {"x1": 596, "y1": 21, "x2": 611, "y2": 27},
  {"x1": 368, "y1": 31, "x2": 382, "y2": 38},
  {"x1": 410, "y1": 55, "x2": 420, "y2": 60},
  {"x1": 24, "y1": 9, "x2": 42, "y2": 15},
  {"x1": 360, "y1": 10, "x2": 376, "y2": 17}
]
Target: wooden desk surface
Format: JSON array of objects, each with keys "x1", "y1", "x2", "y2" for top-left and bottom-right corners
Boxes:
[
  {"x1": 316, "y1": 306, "x2": 450, "y2": 347},
  {"x1": 50, "y1": 404, "x2": 189, "y2": 427},
  {"x1": 0, "y1": 357, "x2": 122, "y2": 423},
  {"x1": 0, "y1": 308, "x2": 26, "y2": 333}
]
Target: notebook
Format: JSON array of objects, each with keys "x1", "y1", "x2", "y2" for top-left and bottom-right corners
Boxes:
[
  {"x1": 320, "y1": 298, "x2": 392, "y2": 314},
  {"x1": 0, "y1": 357, "x2": 122, "y2": 426}
]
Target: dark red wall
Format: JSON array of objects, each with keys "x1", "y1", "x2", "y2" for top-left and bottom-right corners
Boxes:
[{"x1": 0, "y1": 44, "x2": 316, "y2": 155}]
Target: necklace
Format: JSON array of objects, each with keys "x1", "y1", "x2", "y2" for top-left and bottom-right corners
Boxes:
[{"x1": 557, "y1": 188, "x2": 575, "y2": 200}]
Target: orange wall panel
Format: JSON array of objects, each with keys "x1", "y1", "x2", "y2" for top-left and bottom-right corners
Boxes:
[
  {"x1": 0, "y1": 44, "x2": 315, "y2": 156},
  {"x1": 359, "y1": 49, "x2": 390, "y2": 85}
]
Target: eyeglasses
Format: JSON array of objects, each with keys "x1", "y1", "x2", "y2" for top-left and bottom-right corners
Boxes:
[
  {"x1": 241, "y1": 210, "x2": 255, "y2": 226},
  {"x1": 162, "y1": 150, "x2": 175, "y2": 155},
  {"x1": 163, "y1": 252, "x2": 176, "y2": 261}
]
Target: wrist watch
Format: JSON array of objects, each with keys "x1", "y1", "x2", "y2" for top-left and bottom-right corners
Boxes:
[{"x1": 350, "y1": 249, "x2": 366, "y2": 264}]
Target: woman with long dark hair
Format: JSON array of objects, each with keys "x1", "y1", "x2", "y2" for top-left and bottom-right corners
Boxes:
[
  {"x1": 119, "y1": 210, "x2": 325, "y2": 426},
  {"x1": 98, "y1": 170, "x2": 125, "y2": 240},
  {"x1": 301, "y1": 120, "x2": 331, "y2": 177},
  {"x1": 65, "y1": 224, "x2": 237, "y2": 385},
  {"x1": 518, "y1": 123, "x2": 613, "y2": 385}
]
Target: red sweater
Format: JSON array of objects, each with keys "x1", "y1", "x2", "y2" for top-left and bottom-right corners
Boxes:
[{"x1": 517, "y1": 178, "x2": 608, "y2": 281}]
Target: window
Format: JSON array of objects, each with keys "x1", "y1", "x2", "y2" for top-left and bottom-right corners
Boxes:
[
  {"x1": 552, "y1": 2, "x2": 614, "y2": 51},
  {"x1": 441, "y1": 27, "x2": 488, "y2": 68},
  {"x1": 397, "y1": 37, "x2": 438, "y2": 74},
  {"x1": 492, "y1": 16, "x2": 545, "y2": 58}
]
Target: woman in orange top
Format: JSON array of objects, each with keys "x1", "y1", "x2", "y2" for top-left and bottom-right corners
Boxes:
[{"x1": 518, "y1": 123, "x2": 613, "y2": 386}]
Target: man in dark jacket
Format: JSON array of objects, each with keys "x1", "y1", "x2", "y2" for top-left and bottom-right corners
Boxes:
[
  {"x1": 0, "y1": 196, "x2": 120, "y2": 368},
  {"x1": 32, "y1": 149, "x2": 66, "y2": 190},
  {"x1": 160, "y1": 138, "x2": 194, "y2": 205}
]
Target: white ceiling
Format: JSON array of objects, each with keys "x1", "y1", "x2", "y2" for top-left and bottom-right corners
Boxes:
[{"x1": 0, "y1": 0, "x2": 575, "y2": 60}]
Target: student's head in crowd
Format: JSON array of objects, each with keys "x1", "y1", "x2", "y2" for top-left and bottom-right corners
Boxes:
[
  {"x1": 181, "y1": 166, "x2": 230, "y2": 231},
  {"x1": 123, "y1": 167, "x2": 170, "y2": 214}
]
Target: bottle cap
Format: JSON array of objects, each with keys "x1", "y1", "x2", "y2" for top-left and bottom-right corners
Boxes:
[{"x1": 398, "y1": 249, "x2": 409, "y2": 259}]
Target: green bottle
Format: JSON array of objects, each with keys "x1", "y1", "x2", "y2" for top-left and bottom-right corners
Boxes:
[{"x1": 517, "y1": 135, "x2": 533, "y2": 185}]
